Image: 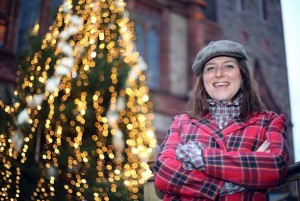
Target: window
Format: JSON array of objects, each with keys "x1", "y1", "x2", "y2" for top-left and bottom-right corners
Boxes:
[
  {"x1": 236, "y1": 0, "x2": 246, "y2": 11},
  {"x1": 259, "y1": 0, "x2": 268, "y2": 21},
  {"x1": 134, "y1": 13, "x2": 161, "y2": 90},
  {"x1": 0, "y1": 0, "x2": 8, "y2": 14},
  {"x1": 0, "y1": 21, "x2": 6, "y2": 48},
  {"x1": 0, "y1": 0, "x2": 8, "y2": 48},
  {"x1": 204, "y1": 0, "x2": 217, "y2": 21},
  {"x1": 147, "y1": 28, "x2": 159, "y2": 89},
  {"x1": 135, "y1": 24, "x2": 145, "y2": 57}
]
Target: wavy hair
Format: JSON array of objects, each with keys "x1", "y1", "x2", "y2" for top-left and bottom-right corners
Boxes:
[{"x1": 186, "y1": 59, "x2": 265, "y2": 121}]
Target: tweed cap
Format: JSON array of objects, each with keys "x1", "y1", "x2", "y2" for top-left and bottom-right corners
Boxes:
[{"x1": 192, "y1": 40, "x2": 248, "y2": 76}]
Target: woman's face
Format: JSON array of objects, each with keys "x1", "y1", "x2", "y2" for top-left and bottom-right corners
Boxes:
[{"x1": 203, "y1": 56, "x2": 242, "y2": 101}]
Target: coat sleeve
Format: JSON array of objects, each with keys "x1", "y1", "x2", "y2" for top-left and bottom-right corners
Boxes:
[
  {"x1": 154, "y1": 115, "x2": 225, "y2": 200},
  {"x1": 202, "y1": 113, "x2": 290, "y2": 189}
]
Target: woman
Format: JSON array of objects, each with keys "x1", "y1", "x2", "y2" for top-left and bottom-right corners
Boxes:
[{"x1": 153, "y1": 40, "x2": 290, "y2": 201}]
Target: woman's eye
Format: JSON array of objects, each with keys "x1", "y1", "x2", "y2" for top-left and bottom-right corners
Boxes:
[
  {"x1": 205, "y1": 66, "x2": 215, "y2": 71},
  {"x1": 225, "y1": 64, "x2": 234, "y2": 69}
]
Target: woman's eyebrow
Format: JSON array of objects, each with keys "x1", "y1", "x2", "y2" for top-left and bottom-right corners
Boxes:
[
  {"x1": 204, "y1": 61, "x2": 216, "y2": 66},
  {"x1": 205, "y1": 60, "x2": 236, "y2": 66}
]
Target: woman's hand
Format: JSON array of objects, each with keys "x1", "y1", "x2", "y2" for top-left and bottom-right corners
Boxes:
[{"x1": 175, "y1": 140, "x2": 205, "y2": 170}]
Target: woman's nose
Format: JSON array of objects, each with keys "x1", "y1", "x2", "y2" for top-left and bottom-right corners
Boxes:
[{"x1": 215, "y1": 67, "x2": 224, "y2": 77}]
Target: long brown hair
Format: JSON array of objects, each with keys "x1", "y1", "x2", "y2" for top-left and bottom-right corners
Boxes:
[{"x1": 186, "y1": 59, "x2": 265, "y2": 121}]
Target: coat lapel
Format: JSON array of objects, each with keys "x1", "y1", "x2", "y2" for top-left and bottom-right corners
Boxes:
[
  {"x1": 222, "y1": 116, "x2": 258, "y2": 136},
  {"x1": 190, "y1": 114, "x2": 260, "y2": 151},
  {"x1": 191, "y1": 114, "x2": 228, "y2": 151}
]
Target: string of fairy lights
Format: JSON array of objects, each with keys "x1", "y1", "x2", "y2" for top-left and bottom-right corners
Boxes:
[{"x1": 0, "y1": 0, "x2": 156, "y2": 200}]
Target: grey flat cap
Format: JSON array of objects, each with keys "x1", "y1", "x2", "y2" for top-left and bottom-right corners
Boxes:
[{"x1": 192, "y1": 40, "x2": 248, "y2": 76}]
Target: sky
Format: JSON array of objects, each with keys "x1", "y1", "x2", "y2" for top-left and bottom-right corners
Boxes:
[{"x1": 281, "y1": 1, "x2": 300, "y2": 162}]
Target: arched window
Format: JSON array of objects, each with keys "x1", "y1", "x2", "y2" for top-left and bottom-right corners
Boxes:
[
  {"x1": 236, "y1": 0, "x2": 246, "y2": 11},
  {"x1": 259, "y1": 0, "x2": 268, "y2": 21},
  {"x1": 0, "y1": 0, "x2": 8, "y2": 48},
  {"x1": 0, "y1": 22, "x2": 6, "y2": 48},
  {"x1": 147, "y1": 28, "x2": 159, "y2": 89},
  {"x1": 135, "y1": 24, "x2": 145, "y2": 57},
  {"x1": 0, "y1": 0, "x2": 8, "y2": 13},
  {"x1": 133, "y1": 13, "x2": 161, "y2": 90}
]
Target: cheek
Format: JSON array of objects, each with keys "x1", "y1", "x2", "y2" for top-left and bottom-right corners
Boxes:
[
  {"x1": 235, "y1": 76, "x2": 242, "y2": 89},
  {"x1": 203, "y1": 76, "x2": 211, "y2": 91},
  {"x1": 234, "y1": 79, "x2": 242, "y2": 89},
  {"x1": 231, "y1": 71, "x2": 242, "y2": 89},
  {"x1": 203, "y1": 74, "x2": 212, "y2": 85}
]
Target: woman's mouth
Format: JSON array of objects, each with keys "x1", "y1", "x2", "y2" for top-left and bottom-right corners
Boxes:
[{"x1": 213, "y1": 82, "x2": 229, "y2": 87}]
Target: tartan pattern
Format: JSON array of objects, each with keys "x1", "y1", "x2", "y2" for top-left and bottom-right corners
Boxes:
[
  {"x1": 175, "y1": 141, "x2": 246, "y2": 196},
  {"x1": 207, "y1": 94, "x2": 241, "y2": 130},
  {"x1": 154, "y1": 111, "x2": 290, "y2": 201}
]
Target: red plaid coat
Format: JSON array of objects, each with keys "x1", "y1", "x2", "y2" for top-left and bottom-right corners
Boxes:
[{"x1": 154, "y1": 111, "x2": 290, "y2": 201}]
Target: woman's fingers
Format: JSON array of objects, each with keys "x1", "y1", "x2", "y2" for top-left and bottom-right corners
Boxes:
[{"x1": 256, "y1": 140, "x2": 270, "y2": 152}]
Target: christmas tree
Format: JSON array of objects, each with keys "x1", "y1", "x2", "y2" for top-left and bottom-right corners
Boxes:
[{"x1": 0, "y1": 0, "x2": 156, "y2": 200}]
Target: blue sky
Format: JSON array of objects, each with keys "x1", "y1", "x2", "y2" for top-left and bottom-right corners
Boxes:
[{"x1": 281, "y1": 1, "x2": 300, "y2": 162}]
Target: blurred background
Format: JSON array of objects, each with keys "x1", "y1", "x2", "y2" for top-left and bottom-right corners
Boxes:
[{"x1": 0, "y1": 0, "x2": 298, "y2": 200}]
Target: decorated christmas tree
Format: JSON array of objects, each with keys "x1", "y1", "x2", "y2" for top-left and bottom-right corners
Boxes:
[{"x1": 0, "y1": 0, "x2": 156, "y2": 200}]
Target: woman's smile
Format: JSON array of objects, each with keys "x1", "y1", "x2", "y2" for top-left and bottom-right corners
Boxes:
[{"x1": 213, "y1": 82, "x2": 230, "y2": 87}]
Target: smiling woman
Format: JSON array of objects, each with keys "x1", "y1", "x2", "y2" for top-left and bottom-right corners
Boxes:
[{"x1": 153, "y1": 40, "x2": 290, "y2": 201}]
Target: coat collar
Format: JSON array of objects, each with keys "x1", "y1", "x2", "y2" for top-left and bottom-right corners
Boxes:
[{"x1": 190, "y1": 113, "x2": 259, "y2": 150}]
